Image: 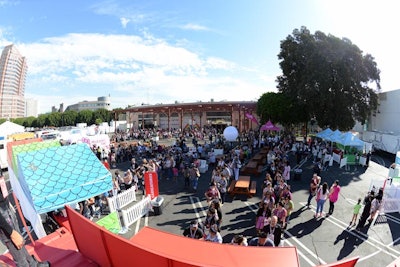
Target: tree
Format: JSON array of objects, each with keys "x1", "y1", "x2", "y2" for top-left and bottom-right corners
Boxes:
[
  {"x1": 62, "y1": 110, "x2": 78, "y2": 126},
  {"x1": 45, "y1": 112, "x2": 62, "y2": 127},
  {"x1": 77, "y1": 110, "x2": 94, "y2": 125},
  {"x1": 93, "y1": 108, "x2": 111, "y2": 124},
  {"x1": 276, "y1": 26, "x2": 380, "y2": 130},
  {"x1": 12, "y1": 118, "x2": 25, "y2": 126},
  {"x1": 35, "y1": 114, "x2": 47, "y2": 128},
  {"x1": 257, "y1": 92, "x2": 307, "y2": 127},
  {"x1": 23, "y1": 117, "x2": 36, "y2": 128}
]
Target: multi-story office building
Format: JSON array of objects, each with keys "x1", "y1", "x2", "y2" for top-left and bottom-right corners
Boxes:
[
  {"x1": 0, "y1": 44, "x2": 27, "y2": 119},
  {"x1": 25, "y1": 98, "x2": 38, "y2": 117},
  {"x1": 65, "y1": 96, "x2": 111, "y2": 112}
]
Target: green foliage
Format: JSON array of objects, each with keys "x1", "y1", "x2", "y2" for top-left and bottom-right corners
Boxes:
[
  {"x1": 77, "y1": 110, "x2": 94, "y2": 125},
  {"x1": 93, "y1": 108, "x2": 111, "y2": 123},
  {"x1": 23, "y1": 117, "x2": 36, "y2": 127},
  {"x1": 35, "y1": 114, "x2": 47, "y2": 128},
  {"x1": 62, "y1": 110, "x2": 78, "y2": 126},
  {"x1": 45, "y1": 112, "x2": 62, "y2": 127},
  {"x1": 257, "y1": 92, "x2": 308, "y2": 128},
  {"x1": 2, "y1": 109, "x2": 111, "y2": 128},
  {"x1": 12, "y1": 118, "x2": 25, "y2": 126},
  {"x1": 276, "y1": 26, "x2": 380, "y2": 130},
  {"x1": 95, "y1": 118, "x2": 103, "y2": 125}
]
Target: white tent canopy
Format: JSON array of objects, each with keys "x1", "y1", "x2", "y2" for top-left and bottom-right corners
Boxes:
[{"x1": 0, "y1": 121, "x2": 24, "y2": 137}]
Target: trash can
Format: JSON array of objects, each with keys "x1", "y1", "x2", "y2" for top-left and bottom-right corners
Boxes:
[
  {"x1": 151, "y1": 196, "x2": 164, "y2": 215},
  {"x1": 294, "y1": 168, "x2": 302, "y2": 181}
]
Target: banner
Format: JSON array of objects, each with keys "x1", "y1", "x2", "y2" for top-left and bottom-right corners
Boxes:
[
  {"x1": 144, "y1": 171, "x2": 159, "y2": 199},
  {"x1": 245, "y1": 113, "x2": 259, "y2": 125}
]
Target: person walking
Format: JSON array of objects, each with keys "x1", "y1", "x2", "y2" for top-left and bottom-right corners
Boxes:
[
  {"x1": 328, "y1": 180, "x2": 341, "y2": 215},
  {"x1": 356, "y1": 191, "x2": 374, "y2": 231},
  {"x1": 315, "y1": 182, "x2": 329, "y2": 218},
  {"x1": 306, "y1": 173, "x2": 320, "y2": 207},
  {"x1": 217, "y1": 174, "x2": 228, "y2": 205},
  {"x1": 350, "y1": 198, "x2": 362, "y2": 226},
  {"x1": 189, "y1": 164, "x2": 200, "y2": 192},
  {"x1": 232, "y1": 156, "x2": 241, "y2": 181}
]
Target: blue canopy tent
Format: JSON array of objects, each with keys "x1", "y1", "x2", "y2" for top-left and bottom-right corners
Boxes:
[
  {"x1": 325, "y1": 129, "x2": 342, "y2": 142},
  {"x1": 10, "y1": 143, "x2": 112, "y2": 237},
  {"x1": 336, "y1": 132, "x2": 364, "y2": 149},
  {"x1": 316, "y1": 128, "x2": 333, "y2": 139}
]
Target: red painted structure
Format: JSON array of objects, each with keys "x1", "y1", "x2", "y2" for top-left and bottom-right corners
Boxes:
[{"x1": 0, "y1": 206, "x2": 367, "y2": 267}]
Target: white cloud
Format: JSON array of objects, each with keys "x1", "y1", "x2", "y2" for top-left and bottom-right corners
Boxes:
[
  {"x1": 120, "y1": 17, "x2": 130, "y2": 28},
  {"x1": 180, "y1": 23, "x2": 210, "y2": 31},
  {"x1": 0, "y1": 0, "x2": 17, "y2": 7},
  {"x1": 11, "y1": 32, "x2": 269, "y2": 113}
]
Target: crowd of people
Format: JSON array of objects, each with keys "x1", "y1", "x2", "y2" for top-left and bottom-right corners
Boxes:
[
  {"x1": 178, "y1": 132, "x2": 299, "y2": 247},
  {"x1": 78, "y1": 126, "x2": 382, "y2": 248},
  {"x1": 0, "y1": 122, "x2": 387, "y2": 266}
]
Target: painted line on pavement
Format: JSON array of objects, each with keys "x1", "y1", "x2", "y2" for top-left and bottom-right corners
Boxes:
[
  {"x1": 386, "y1": 236, "x2": 400, "y2": 248},
  {"x1": 284, "y1": 238, "x2": 316, "y2": 267},
  {"x1": 245, "y1": 201, "x2": 323, "y2": 266},
  {"x1": 357, "y1": 249, "x2": 382, "y2": 263},
  {"x1": 190, "y1": 196, "x2": 207, "y2": 221},
  {"x1": 335, "y1": 198, "x2": 400, "y2": 225},
  {"x1": 383, "y1": 213, "x2": 400, "y2": 224},
  {"x1": 299, "y1": 202, "x2": 400, "y2": 259},
  {"x1": 284, "y1": 231, "x2": 327, "y2": 265}
]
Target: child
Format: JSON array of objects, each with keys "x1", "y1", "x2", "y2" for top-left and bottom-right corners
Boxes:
[{"x1": 350, "y1": 198, "x2": 362, "y2": 226}]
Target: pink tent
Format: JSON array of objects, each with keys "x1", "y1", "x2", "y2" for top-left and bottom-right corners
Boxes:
[{"x1": 260, "y1": 120, "x2": 280, "y2": 131}]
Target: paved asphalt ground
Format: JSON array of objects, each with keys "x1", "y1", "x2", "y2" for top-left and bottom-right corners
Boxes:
[
  {"x1": 2, "y1": 139, "x2": 400, "y2": 267},
  {"x1": 117, "y1": 140, "x2": 400, "y2": 267}
]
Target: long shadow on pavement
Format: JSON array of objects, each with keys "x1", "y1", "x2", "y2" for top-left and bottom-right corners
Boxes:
[{"x1": 334, "y1": 225, "x2": 370, "y2": 260}]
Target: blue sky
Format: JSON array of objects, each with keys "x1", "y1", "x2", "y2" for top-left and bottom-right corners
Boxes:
[{"x1": 0, "y1": 0, "x2": 399, "y2": 114}]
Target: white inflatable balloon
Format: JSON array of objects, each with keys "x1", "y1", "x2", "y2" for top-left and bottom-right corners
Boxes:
[{"x1": 223, "y1": 126, "x2": 238, "y2": 141}]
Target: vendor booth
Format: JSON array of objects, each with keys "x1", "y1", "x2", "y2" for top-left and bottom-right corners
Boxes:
[{"x1": 7, "y1": 141, "x2": 112, "y2": 238}]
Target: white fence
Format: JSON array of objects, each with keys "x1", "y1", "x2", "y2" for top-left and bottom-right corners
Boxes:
[
  {"x1": 121, "y1": 195, "x2": 152, "y2": 227},
  {"x1": 370, "y1": 179, "x2": 400, "y2": 214},
  {"x1": 106, "y1": 187, "x2": 137, "y2": 213},
  {"x1": 382, "y1": 183, "x2": 400, "y2": 214}
]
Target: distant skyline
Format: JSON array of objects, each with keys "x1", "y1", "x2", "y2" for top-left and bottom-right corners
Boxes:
[{"x1": 0, "y1": 0, "x2": 399, "y2": 114}]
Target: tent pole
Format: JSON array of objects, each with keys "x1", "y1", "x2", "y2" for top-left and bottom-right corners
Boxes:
[{"x1": 12, "y1": 192, "x2": 35, "y2": 245}]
